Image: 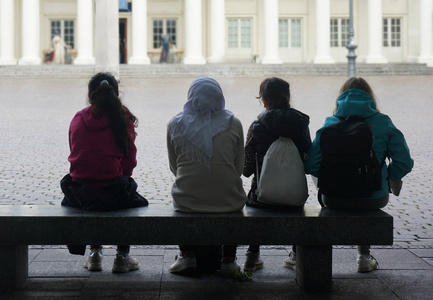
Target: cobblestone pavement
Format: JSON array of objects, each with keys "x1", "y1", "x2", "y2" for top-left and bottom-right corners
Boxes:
[{"x1": 1, "y1": 75, "x2": 432, "y2": 248}]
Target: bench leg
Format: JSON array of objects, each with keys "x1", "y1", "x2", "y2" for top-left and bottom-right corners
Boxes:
[
  {"x1": 296, "y1": 245, "x2": 332, "y2": 292},
  {"x1": 0, "y1": 245, "x2": 28, "y2": 292}
]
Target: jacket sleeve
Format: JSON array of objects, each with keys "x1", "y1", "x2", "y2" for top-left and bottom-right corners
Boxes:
[
  {"x1": 121, "y1": 120, "x2": 137, "y2": 176},
  {"x1": 232, "y1": 117, "x2": 245, "y2": 176},
  {"x1": 304, "y1": 127, "x2": 323, "y2": 177},
  {"x1": 68, "y1": 112, "x2": 82, "y2": 153},
  {"x1": 68, "y1": 119, "x2": 73, "y2": 152},
  {"x1": 68, "y1": 112, "x2": 85, "y2": 172},
  {"x1": 243, "y1": 123, "x2": 256, "y2": 177},
  {"x1": 387, "y1": 123, "x2": 414, "y2": 182},
  {"x1": 298, "y1": 126, "x2": 312, "y2": 160},
  {"x1": 166, "y1": 127, "x2": 178, "y2": 176}
]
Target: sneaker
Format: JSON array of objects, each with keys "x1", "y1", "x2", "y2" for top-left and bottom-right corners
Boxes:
[
  {"x1": 357, "y1": 255, "x2": 378, "y2": 273},
  {"x1": 112, "y1": 254, "x2": 140, "y2": 273},
  {"x1": 283, "y1": 251, "x2": 296, "y2": 270},
  {"x1": 84, "y1": 248, "x2": 103, "y2": 271},
  {"x1": 219, "y1": 260, "x2": 241, "y2": 277},
  {"x1": 243, "y1": 251, "x2": 264, "y2": 272},
  {"x1": 169, "y1": 253, "x2": 197, "y2": 274}
]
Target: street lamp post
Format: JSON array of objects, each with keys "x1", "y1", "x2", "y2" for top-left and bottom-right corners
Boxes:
[{"x1": 346, "y1": 0, "x2": 357, "y2": 77}]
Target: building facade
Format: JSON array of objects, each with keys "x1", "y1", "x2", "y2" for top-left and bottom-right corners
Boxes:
[{"x1": 0, "y1": 0, "x2": 432, "y2": 66}]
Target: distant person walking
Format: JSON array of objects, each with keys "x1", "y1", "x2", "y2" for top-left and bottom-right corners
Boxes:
[
  {"x1": 119, "y1": 35, "x2": 125, "y2": 64},
  {"x1": 60, "y1": 72, "x2": 148, "y2": 273},
  {"x1": 51, "y1": 35, "x2": 69, "y2": 64},
  {"x1": 160, "y1": 35, "x2": 171, "y2": 63}
]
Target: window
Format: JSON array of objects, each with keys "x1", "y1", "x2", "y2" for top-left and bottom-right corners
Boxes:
[
  {"x1": 228, "y1": 19, "x2": 238, "y2": 48},
  {"x1": 153, "y1": 19, "x2": 177, "y2": 48},
  {"x1": 227, "y1": 18, "x2": 252, "y2": 49},
  {"x1": 330, "y1": 18, "x2": 349, "y2": 47},
  {"x1": 50, "y1": 20, "x2": 75, "y2": 48},
  {"x1": 383, "y1": 18, "x2": 401, "y2": 47},
  {"x1": 279, "y1": 18, "x2": 302, "y2": 48}
]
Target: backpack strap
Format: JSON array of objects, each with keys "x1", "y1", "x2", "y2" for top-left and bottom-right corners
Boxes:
[{"x1": 255, "y1": 152, "x2": 260, "y2": 185}]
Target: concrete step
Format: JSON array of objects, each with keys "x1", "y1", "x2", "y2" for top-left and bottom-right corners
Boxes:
[{"x1": 1, "y1": 63, "x2": 432, "y2": 78}]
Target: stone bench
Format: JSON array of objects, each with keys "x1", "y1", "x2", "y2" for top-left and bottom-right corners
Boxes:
[{"x1": 0, "y1": 204, "x2": 393, "y2": 292}]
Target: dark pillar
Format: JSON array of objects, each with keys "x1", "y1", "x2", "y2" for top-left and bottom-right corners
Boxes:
[
  {"x1": 0, "y1": 245, "x2": 28, "y2": 291},
  {"x1": 296, "y1": 245, "x2": 332, "y2": 292}
]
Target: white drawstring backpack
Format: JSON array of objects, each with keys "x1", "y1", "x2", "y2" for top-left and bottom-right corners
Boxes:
[{"x1": 256, "y1": 137, "x2": 308, "y2": 206}]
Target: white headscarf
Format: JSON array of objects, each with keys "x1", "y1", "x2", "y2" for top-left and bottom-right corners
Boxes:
[{"x1": 168, "y1": 76, "x2": 234, "y2": 170}]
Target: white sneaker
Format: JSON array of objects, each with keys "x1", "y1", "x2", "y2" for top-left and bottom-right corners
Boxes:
[
  {"x1": 243, "y1": 251, "x2": 264, "y2": 272},
  {"x1": 282, "y1": 251, "x2": 296, "y2": 270},
  {"x1": 219, "y1": 260, "x2": 241, "y2": 277},
  {"x1": 357, "y1": 255, "x2": 378, "y2": 273},
  {"x1": 112, "y1": 254, "x2": 140, "y2": 273},
  {"x1": 169, "y1": 253, "x2": 197, "y2": 273},
  {"x1": 84, "y1": 248, "x2": 103, "y2": 271}
]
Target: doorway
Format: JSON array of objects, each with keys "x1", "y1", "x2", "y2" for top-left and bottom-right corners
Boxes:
[{"x1": 119, "y1": 18, "x2": 127, "y2": 64}]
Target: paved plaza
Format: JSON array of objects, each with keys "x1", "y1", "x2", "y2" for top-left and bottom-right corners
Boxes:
[{"x1": 1, "y1": 75, "x2": 433, "y2": 298}]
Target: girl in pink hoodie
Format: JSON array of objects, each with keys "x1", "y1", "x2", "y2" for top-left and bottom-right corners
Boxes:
[{"x1": 61, "y1": 72, "x2": 147, "y2": 273}]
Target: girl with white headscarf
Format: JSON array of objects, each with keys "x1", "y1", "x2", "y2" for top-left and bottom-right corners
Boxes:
[{"x1": 167, "y1": 76, "x2": 247, "y2": 275}]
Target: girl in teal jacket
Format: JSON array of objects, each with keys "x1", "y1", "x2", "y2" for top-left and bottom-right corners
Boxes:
[{"x1": 305, "y1": 77, "x2": 413, "y2": 272}]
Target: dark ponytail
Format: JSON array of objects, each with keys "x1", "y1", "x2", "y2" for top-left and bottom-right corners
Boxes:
[{"x1": 88, "y1": 72, "x2": 138, "y2": 156}]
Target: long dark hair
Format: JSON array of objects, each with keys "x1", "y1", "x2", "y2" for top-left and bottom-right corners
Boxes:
[
  {"x1": 87, "y1": 72, "x2": 138, "y2": 155},
  {"x1": 256, "y1": 77, "x2": 291, "y2": 109}
]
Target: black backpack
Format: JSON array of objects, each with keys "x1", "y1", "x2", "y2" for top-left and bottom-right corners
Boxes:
[{"x1": 318, "y1": 117, "x2": 383, "y2": 201}]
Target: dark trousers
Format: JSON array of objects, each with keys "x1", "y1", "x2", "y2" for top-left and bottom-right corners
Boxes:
[
  {"x1": 178, "y1": 245, "x2": 237, "y2": 273},
  {"x1": 248, "y1": 245, "x2": 296, "y2": 254},
  {"x1": 91, "y1": 245, "x2": 130, "y2": 254},
  {"x1": 322, "y1": 193, "x2": 390, "y2": 254},
  {"x1": 60, "y1": 174, "x2": 148, "y2": 255},
  {"x1": 179, "y1": 245, "x2": 237, "y2": 258}
]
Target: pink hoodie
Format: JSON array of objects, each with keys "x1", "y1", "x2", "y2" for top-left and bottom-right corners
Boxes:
[{"x1": 68, "y1": 106, "x2": 137, "y2": 187}]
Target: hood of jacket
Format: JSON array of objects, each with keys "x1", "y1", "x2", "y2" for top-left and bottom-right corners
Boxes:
[
  {"x1": 334, "y1": 89, "x2": 379, "y2": 119},
  {"x1": 256, "y1": 108, "x2": 310, "y2": 137},
  {"x1": 79, "y1": 106, "x2": 110, "y2": 131}
]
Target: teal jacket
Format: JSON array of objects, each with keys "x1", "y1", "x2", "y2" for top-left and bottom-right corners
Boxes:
[{"x1": 305, "y1": 89, "x2": 414, "y2": 199}]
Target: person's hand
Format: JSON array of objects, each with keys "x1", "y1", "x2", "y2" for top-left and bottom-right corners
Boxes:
[{"x1": 389, "y1": 179, "x2": 403, "y2": 196}]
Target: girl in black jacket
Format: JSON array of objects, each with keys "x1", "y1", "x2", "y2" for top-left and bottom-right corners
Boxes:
[{"x1": 243, "y1": 77, "x2": 312, "y2": 272}]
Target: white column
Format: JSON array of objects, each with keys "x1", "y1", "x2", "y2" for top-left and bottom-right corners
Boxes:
[
  {"x1": 366, "y1": 0, "x2": 387, "y2": 63},
  {"x1": 183, "y1": 0, "x2": 206, "y2": 64},
  {"x1": 207, "y1": 0, "x2": 225, "y2": 63},
  {"x1": 262, "y1": 0, "x2": 282, "y2": 64},
  {"x1": 0, "y1": 0, "x2": 16, "y2": 65},
  {"x1": 314, "y1": 0, "x2": 334, "y2": 64},
  {"x1": 74, "y1": 0, "x2": 95, "y2": 64},
  {"x1": 129, "y1": 0, "x2": 150, "y2": 64},
  {"x1": 19, "y1": 0, "x2": 41, "y2": 65},
  {"x1": 95, "y1": 0, "x2": 119, "y2": 75},
  {"x1": 418, "y1": 0, "x2": 433, "y2": 66}
]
